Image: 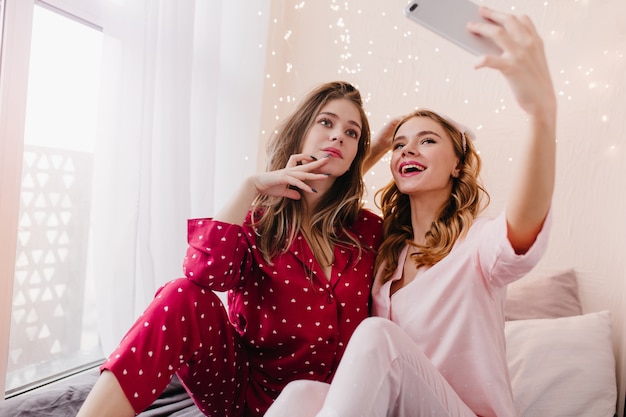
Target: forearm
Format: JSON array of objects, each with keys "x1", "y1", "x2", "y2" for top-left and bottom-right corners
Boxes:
[
  {"x1": 363, "y1": 139, "x2": 390, "y2": 173},
  {"x1": 213, "y1": 176, "x2": 258, "y2": 225},
  {"x1": 364, "y1": 118, "x2": 402, "y2": 173},
  {"x1": 505, "y1": 102, "x2": 557, "y2": 251}
]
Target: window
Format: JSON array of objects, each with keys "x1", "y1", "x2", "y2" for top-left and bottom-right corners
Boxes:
[
  {"x1": 0, "y1": 0, "x2": 5, "y2": 65},
  {"x1": 5, "y1": 3, "x2": 104, "y2": 396}
]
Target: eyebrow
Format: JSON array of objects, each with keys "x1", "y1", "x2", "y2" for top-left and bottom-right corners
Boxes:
[
  {"x1": 319, "y1": 111, "x2": 362, "y2": 131},
  {"x1": 393, "y1": 130, "x2": 442, "y2": 142}
]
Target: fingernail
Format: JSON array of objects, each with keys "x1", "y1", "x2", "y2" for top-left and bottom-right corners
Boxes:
[
  {"x1": 310, "y1": 155, "x2": 318, "y2": 161},
  {"x1": 311, "y1": 188, "x2": 318, "y2": 193}
]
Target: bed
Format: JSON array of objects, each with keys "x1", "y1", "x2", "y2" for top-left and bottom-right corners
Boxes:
[
  {"x1": 0, "y1": 268, "x2": 619, "y2": 417},
  {"x1": 0, "y1": 369, "x2": 204, "y2": 417}
]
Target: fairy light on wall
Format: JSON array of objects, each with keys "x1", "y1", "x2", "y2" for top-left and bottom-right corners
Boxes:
[{"x1": 259, "y1": 0, "x2": 624, "y2": 198}]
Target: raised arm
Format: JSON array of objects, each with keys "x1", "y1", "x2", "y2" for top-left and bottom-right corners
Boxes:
[
  {"x1": 213, "y1": 154, "x2": 330, "y2": 224},
  {"x1": 469, "y1": 7, "x2": 557, "y2": 254},
  {"x1": 363, "y1": 116, "x2": 403, "y2": 173}
]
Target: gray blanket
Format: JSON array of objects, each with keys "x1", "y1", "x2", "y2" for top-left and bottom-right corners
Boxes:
[{"x1": 0, "y1": 369, "x2": 204, "y2": 417}]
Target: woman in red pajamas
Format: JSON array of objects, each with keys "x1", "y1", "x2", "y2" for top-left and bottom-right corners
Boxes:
[{"x1": 76, "y1": 81, "x2": 395, "y2": 417}]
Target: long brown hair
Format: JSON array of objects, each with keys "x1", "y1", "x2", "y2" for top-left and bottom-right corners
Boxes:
[
  {"x1": 251, "y1": 81, "x2": 372, "y2": 264},
  {"x1": 375, "y1": 109, "x2": 489, "y2": 283}
]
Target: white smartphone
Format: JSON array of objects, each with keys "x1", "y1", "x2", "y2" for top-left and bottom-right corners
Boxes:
[{"x1": 404, "y1": 0, "x2": 502, "y2": 56}]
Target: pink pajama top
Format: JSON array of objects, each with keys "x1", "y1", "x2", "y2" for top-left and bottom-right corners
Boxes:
[
  {"x1": 184, "y1": 208, "x2": 383, "y2": 414},
  {"x1": 372, "y1": 211, "x2": 552, "y2": 417}
]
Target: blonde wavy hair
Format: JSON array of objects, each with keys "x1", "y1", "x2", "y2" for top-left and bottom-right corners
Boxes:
[
  {"x1": 374, "y1": 109, "x2": 489, "y2": 283},
  {"x1": 250, "y1": 81, "x2": 372, "y2": 265}
]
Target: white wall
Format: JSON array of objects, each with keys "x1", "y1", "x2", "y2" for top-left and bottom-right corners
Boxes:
[{"x1": 259, "y1": 0, "x2": 626, "y2": 414}]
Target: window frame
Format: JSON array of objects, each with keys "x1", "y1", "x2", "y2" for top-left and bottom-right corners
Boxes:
[
  {"x1": 0, "y1": 0, "x2": 34, "y2": 398},
  {"x1": 0, "y1": 0, "x2": 103, "y2": 399}
]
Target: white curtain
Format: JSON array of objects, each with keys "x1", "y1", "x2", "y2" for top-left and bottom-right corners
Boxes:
[{"x1": 92, "y1": 0, "x2": 270, "y2": 354}]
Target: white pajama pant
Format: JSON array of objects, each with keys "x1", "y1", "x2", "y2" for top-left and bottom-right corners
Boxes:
[{"x1": 264, "y1": 317, "x2": 477, "y2": 417}]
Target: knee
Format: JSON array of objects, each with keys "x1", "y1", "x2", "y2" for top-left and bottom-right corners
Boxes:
[
  {"x1": 280, "y1": 380, "x2": 310, "y2": 398},
  {"x1": 152, "y1": 278, "x2": 226, "y2": 317},
  {"x1": 351, "y1": 316, "x2": 398, "y2": 343},
  {"x1": 344, "y1": 317, "x2": 404, "y2": 360},
  {"x1": 281, "y1": 380, "x2": 328, "y2": 397}
]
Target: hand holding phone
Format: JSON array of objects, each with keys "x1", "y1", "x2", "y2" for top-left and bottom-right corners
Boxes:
[{"x1": 404, "y1": 0, "x2": 502, "y2": 56}]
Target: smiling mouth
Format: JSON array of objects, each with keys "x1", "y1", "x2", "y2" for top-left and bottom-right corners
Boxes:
[{"x1": 400, "y1": 164, "x2": 425, "y2": 174}]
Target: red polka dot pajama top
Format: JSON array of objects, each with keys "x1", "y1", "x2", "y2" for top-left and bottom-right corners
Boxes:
[{"x1": 100, "y1": 208, "x2": 382, "y2": 417}]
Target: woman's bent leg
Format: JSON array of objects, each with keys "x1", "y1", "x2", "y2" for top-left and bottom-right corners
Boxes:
[
  {"x1": 79, "y1": 278, "x2": 247, "y2": 417},
  {"x1": 264, "y1": 380, "x2": 330, "y2": 417},
  {"x1": 77, "y1": 370, "x2": 135, "y2": 417},
  {"x1": 315, "y1": 317, "x2": 476, "y2": 417}
]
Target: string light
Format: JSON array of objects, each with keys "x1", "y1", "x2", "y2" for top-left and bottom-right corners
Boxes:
[{"x1": 259, "y1": 0, "x2": 625, "y2": 210}]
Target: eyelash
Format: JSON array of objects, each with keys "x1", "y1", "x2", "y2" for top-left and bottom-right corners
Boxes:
[
  {"x1": 319, "y1": 118, "x2": 359, "y2": 139},
  {"x1": 393, "y1": 138, "x2": 436, "y2": 150}
]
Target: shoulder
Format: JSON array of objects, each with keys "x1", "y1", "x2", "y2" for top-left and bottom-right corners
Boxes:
[
  {"x1": 350, "y1": 208, "x2": 384, "y2": 248},
  {"x1": 448, "y1": 214, "x2": 501, "y2": 253},
  {"x1": 465, "y1": 213, "x2": 502, "y2": 239},
  {"x1": 354, "y1": 208, "x2": 383, "y2": 229}
]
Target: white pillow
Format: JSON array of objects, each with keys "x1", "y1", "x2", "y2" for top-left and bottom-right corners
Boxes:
[{"x1": 505, "y1": 310, "x2": 616, "y2": 417}]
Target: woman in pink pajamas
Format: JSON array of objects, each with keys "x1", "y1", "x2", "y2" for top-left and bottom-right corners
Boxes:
[
  {"x1": 266, "y1": 7, "x2": 557, "y2": 417},
  {"x1": 76, "y1": 81, "x2": 397, "y2": 417}
]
